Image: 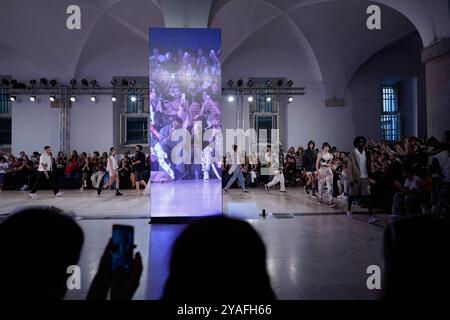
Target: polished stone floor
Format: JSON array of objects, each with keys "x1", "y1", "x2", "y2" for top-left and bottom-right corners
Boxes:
[{"x1": 0, "y1": 187, "x2": 387, "y2": 300}]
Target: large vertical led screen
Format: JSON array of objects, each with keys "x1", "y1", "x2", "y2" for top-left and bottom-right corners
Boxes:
[{"x1": 149, "y1": 28, "x2": 222, "y2": 218}]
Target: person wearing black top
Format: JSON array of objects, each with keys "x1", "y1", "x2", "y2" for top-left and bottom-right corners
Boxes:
[
  {"x1": 303, "y1": 140, "x2": 318, "y2": 197},
  {"x1": 132, "y1": 145, "x2": 147, "y2": 194}
]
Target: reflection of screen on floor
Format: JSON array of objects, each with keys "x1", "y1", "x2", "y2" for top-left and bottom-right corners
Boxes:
[{"x1": 112, "y1": 225, "x2": 134, "y2": 274}]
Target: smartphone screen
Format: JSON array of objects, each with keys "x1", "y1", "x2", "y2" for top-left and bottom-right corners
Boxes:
[{"x1": 111, "y1": 225, "x2": 134, "y2": 274}]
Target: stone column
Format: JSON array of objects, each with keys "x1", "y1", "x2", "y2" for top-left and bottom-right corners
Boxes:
[{"x1": 422, "y1": 39, "x2": 450, "y2": 140}]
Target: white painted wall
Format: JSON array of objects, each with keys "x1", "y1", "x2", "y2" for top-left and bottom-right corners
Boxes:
[
  {"x1": 11, "y1": 97, "x2": 60, "y2": 155},
  {"x1": 70, "y1": 97, "x2": 114, "y2": 153},
  {"x1": 11, "y1": 95, "x2": 114, "y2": 155}
]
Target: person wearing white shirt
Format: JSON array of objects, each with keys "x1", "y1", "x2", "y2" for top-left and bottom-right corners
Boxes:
[
  {"x1": 29, "y1": 146, "x2": 63, "y2": 199},
  {"x1": 98, "y1": 147, "x2": 123, "y2": 196},
  {"x1": 391, "y1": 168, "x2": 423, "y2": 217},
  {"x1": 264, "y1": 144, "x2": 286, "y2": 193}
]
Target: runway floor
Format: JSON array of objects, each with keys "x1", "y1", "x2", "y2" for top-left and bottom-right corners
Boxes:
[
  {"x1": 1, "y1": 183, "x2": 383, "y2": 220},
  {"x1": 0, "y1": 186, "x2": 388, "y2": 300}
]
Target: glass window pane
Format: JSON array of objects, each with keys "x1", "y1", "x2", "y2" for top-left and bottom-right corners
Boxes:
[
  {"x1": 126, "y1": 117, "x2": 148, "y2": 144},
  {"x1": 0, "y1": 118, "x2": 12, "y2": 145}
]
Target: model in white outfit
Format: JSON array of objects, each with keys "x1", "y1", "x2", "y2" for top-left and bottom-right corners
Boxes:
[
  {"x1": 264, "y1": 145, "x2": 286, "y2": 193},
  {"x1": 98, "y1": 148, "x2": 123, "y2": 196},
  {"x1": 316, "y1": 143, "x2": 335, "y2": 208}
]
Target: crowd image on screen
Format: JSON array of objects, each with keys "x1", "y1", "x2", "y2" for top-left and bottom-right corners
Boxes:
[{"x1": 149, "y1": 46, "x2": 222, "y2": 181}]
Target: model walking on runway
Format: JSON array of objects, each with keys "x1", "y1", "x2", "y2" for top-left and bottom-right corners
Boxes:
[
  {"x1": 98, "y1": 147, "x2": 123, "y2": 196},
  {"x1": 346, "y1": 136, "x2": 379, "y2": 224},
  {"x1": 316, "y1": 142, "x2": 336, "y2": 208},
  {"x1": 264, "y1": 144, "x2": 286, "y2": 193},
  {"x1": 29, "y1": 146, "x2": 64, "y2": 199},
  {"x1": 223, "y1": 144, "x2": 248, "y2": 194},
  {"x1": 303, "y1": 140, "x2": 318, "y2": 197}
]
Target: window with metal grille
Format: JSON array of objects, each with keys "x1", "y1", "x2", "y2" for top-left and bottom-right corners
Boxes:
[
  {"x1": 381, "y1": 85, "x2": 400, "y2": 141},
  {"x1": 120, "y1": 86, "x2": 149, "y2": 146},
  {"x1": 0, "y1": 94, "x2": 12, "y2": 146},
  {"x1": 125, "y1": 116, "x2": 148, "y2": 145}
]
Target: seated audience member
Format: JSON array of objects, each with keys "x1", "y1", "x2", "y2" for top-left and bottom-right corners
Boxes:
[
  {"x1": 55, "y1": 151, "x2": 67, "y2": 176},
  {"x1": 382, "y1": 215, "x2": 450, "y2": 300},
  {"x1": 0, "y1": 156, "x2": 8, "y2": 191},
  {"x1": 162, "y1": 216, "x2": 275, "y2": 300},
  {"x1": 91, "y1": 163, "x2": 106, "y2": 190},
  {"x1": 391, "y1": 167, "x2": 423, "y2": 217},
  {"x1": 80, "y1": 155, "x2": 91, "y2": 190},
  {"x1": 64, "y1": 150, "x2": 79, "y2": 177},
  {"x1": 0, "y1": 207, "x2": 84, "y2": 299},
  {"x1": 15, "y1": 155, "x2": 33, "y2": 191}
]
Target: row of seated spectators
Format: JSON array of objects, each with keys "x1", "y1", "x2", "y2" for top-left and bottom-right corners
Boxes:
[
  {"x1": 0, "y1": 149, "x2": 151, "y2": 191},
  {"x1": 222, "y1": 133, "x2": 450, "y2": 217}
]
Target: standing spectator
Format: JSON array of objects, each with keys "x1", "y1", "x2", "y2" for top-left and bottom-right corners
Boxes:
[
  {"x1": 0, "y1": 157, "x2": 8, "y2": 191},
  {"x1": 132, "y1": 145, "x2": 148, "y2": 194}
]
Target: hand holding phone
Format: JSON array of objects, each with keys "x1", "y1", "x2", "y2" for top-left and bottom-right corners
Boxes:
[
  {"x1": 86, "y1": 233, "x2": 142, "y2": 301},
  {"x1": 111, "y1": 224, "x2": 134, "y2": 274}
]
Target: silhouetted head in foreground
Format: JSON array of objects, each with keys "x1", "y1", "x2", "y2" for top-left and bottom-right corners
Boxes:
[
  {"x1": 382, "y1": 215, "x2": 450, "y2": 300},
  {"x1": 0, "y1": 207, "x2": 84, "y2": 299},
  {"x1": 162, "y1": 216, "x2": 275, "y2": 301}
]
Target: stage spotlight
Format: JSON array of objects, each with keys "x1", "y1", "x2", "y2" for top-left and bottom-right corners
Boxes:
[
  {"x1": 111, "y1": 96, "x2": 117, "y2": 102},
  {"x1": 30, "y1": 79, "x2": 37, "y2": 86},
  {"x1": 90, "y1": 95, "x2": 97, "y2": 102},
  {"x1": 130, "y1": 95, "x2": 137, "y2": 102},
  {"x1": 91, "y1": 80, "x2": 98, "y2": 87},
  {"x1": 40, "y1": 78, "x2": 48, "y2": 86},
  {"x1": 288, "y1": 96, "x2": 294, "y2": 103},
  {"x1": 247, "y1": 96, "x2": 254, "y2": 102},
  {"x1": 122, "y1": 79, "x2": 128, "y2": 86},
  {"x1": 29, "y1": 95, "x2": 37, "y2": 102},
  {"x1": 266, "y1": 96, "x2": 272, "y2": 102},
  {"x1": 129, "y1": 80, "x2": 136, "y2": 86},
  {"x1": 237, "y1": 79, "x2": 243, "y2": 87},
  {"x1": 49, "y1": 95, "x2": 56, "y2": 102},
  {"x1": 11, "y1": 80, "x2": 18, "y2": 87},
  {"x1": 70, "y1": 79, "x2": 77, "y2": 87},
  {"x1": 265, "y1": 80, "x2": 272, "y2": 87},
  {"x1": 247, "y1": 80, "x2": 253, "y2": 88},
  {"x1": 111, "y1": 79, "x2": 117, "y2": 87},
  {"x1": 228, "y1": 95, "x2": 235, "y2": 102},
  {"x1": 69, "y1": 95, "x2": 76, "y2": 102},
  {"x1": 50, "y1": 79, "x2": 57, "y2": 87},
  {"x1": 10, "y1": 95, "x2": 16, "y2": 102},
  {"x1": 277, "y1": 79, "x2": 283, "y2": 87},
  {"x1": 227, "y1": 80, "x2": 233, "y2": 87},
  {"x1": 287, "y1": 80, "x2": 294, "y2": 87},
  {"x1": 81, "y1": 79, "x2": 89, "y2": 87}
]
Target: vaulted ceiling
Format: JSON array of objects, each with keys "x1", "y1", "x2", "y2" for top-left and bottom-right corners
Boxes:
[{"x1": 0, "y1": 0, "x2": 449, "y2": 98}]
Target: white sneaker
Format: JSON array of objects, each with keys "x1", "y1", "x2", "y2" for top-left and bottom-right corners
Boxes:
[
  {"x1": 329, "y1": 200, "x2": 336, "y2": 208},
  {"x1": 20, "y1": 185, "x2": 29, "y2": 191},
  {"x1": 203, "y1": 171, "x2": 209, "y2": 180},
  {"x1": 28, "y1": 193, "x2": 37, "y2": 200},
  {"x1": 346, "y1": 210, "x2": 353, "y2": 218},
  {"x1": 368, "y1": 217, "x2": 379, "y2": 224},
  {"x1": 54, "y1": 192, "x2": 64, "y2": 197}
]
